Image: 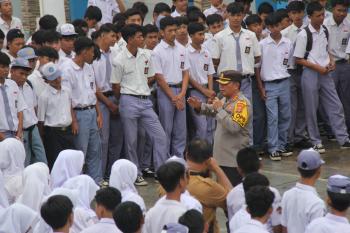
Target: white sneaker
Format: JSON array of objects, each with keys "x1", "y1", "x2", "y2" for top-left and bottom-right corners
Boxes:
[
  {"x1": 135, "y1": 176, "x2": 148, "y2": 186},
  {"x1": 312, "y1": 144, "x2": 326, "y2": 154}
]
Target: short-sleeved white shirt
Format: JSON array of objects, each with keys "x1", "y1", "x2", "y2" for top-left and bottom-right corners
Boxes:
[
  {"x1": 171, "y1": 10, "x2": 182, "y2": 17},
  {"x1": 37, "y1": 85, "x2": 72, "y2": 127},
  {"x1": 58, "y1": 49, "x2": 75, "y2": 69},
  {"x1": 259, "y1": 36, "x2": 292, "y2": 81},
  {"x1": 92, "y1": 50, "x2": 112, "y2": 92},
  {"x1": 87, "y1": 0, "x2": 120, "y2": 24},
  {"x1": 281, "y1": 23, "x2": 305, "y2": 69},
  {"x1": 186, "y1": 44, "x2": 215, "y2": 85},
  {"x1": 111, "y1": 38, "x2": 127, "y2": 58},
  {"x1": 80, "y1": 218, "x2": 122, "y2": 233},
  {"x1": 324, "y1": 17, "x2": 350, "y2": 61},
  {"x1": 281, "y1": 182, "x2": 326, "y2": 233},
  {"x1": 111, "y1": 48, "x2": 153, "y2": 96},
  {"x1": 212, "y1": 27, "x2": 261, "y2": 75},
  {"x1": 0, "y1": 79, "x2": 26, "y2": 132},
  {"x1": 203, "y1": 5, "x2": 225, "y2": 17},
  {"x1": 20, "y1": 82, "x2": 38, "y2": 128},
  {"x1": 27, "y1": 70, "x2": 48, "y2": 98},
  {"x1": 151, "y1": 40, "x2": 189, "y2": 84},
  {"x1": 0, "y1": 16, "x2": 23, "y2": 36},
  {"x1": 61, "y1": 59, "x2": 97, "y2": 108},
  {"x1": 234, "y1": 219, "x2": 269, "y2": 233},
  {"x1": 305, "y1": 213, "x2": 350, "y2": 233},
  {"x1": 293, "y1": 24, "x2": 330, "y2": 67}
]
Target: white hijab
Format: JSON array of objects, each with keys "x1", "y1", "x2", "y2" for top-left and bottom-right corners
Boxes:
[
  {"x1": 0, "y1": 203, "x2": 39, "y2": 233},
  {"x1": 0, "y1": 171, "x2": 8, "y2": 209},
  {"x1": 17, "y1": 162, "x2": 51, "y2": 212},
  {"x1": 51, "y1": 150, "x2": 84, "y2": 188},
  {"x1": 0, "y1": 138, "x2": 25, "y2": 203},
  {"x1": 109, "y1": 159, "x2": 146, "y2": 212}
]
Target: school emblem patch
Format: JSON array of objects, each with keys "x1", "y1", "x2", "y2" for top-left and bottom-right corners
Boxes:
[{"x1": 232, "y1": 100, "x2": 248, "y2": 127}]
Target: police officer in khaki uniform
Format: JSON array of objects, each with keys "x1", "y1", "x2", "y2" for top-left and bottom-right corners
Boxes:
[{"x1": 188, "y1": 70, "x2": 251, "y2": 186}]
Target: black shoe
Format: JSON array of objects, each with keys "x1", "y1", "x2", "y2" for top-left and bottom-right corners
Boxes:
[
  {"x1": 278, "y1": 148, "x2": 293, "y2": 157},
  {"x1": 341, "y1": 141, "x2": 350, "y2": 149},
  {"x1": 327, "y1": 135, "x2": 337, "y2": 142},
  {"x1": 269, "y1": 151, "x2": 282, "y2": 161},
  {"x1": 142, "y1": 168, "x2": 155, "y2": 178},
  {"x1": 294, "y1": 139, "x2": 313, "y2": 149}
]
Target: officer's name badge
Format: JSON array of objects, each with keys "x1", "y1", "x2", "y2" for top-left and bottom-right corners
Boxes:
[{"x1": 232, "y1": 100, "x2": 248, "y2": 127}]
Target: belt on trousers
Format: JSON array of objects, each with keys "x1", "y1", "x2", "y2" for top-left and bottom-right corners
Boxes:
[
  {"x1": 263, "y1": 77, "x2": 288, "y2": 84},
  {"x1": 24, "y1": 124, "x2": 36, "y2": 131},
  {"x1": 73, "y1": 105, "x2": 95, "y2": 111},
  {"x1": 242, "y1": 74, "x2": 251, "y2": 79},
  {"x1": 336, "y1": 59, "x2": 347, "y2": 64},
  {"x1": 46, "y1": 125, "x2": 71, "y2": 132},
  {"x1": 123, "y1": 94, "x2": 149, "y2": 100},
  {"x1": 102, "y1": 91, "x2": 114, "y2": 97},
  {"x1": 168, "y1": 82, "x2": 182, "y2": 88}
]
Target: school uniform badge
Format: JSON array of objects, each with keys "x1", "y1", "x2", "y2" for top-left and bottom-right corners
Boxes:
[
  {"x1": 90, "y1": 82, "x2": 94, "y2": 89},
  {"x1": 232, "y1": 100, "x2": 248, "y2": 127},
  {"x1": 245, "y1": 46, "x2": 250, "y2": 54},
  {"x1": 204, "y1": 64, "x2": 208, "y2": 71}
]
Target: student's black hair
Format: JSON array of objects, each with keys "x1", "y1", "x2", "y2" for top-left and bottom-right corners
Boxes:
[
  {"x1": 93, "y1": 43, "x2": 101, "y2": 61},
  {"x1": 95, "y1": 187, "x2": 122, "y2": 212},
  {"x1": 188, "y1": 10, "x2": 206, "y2": 23},
  {"x1": 124, "y1": 8, "x2": 143, "y2": 20},
  {"x1": 91, "y1": 31, "x2": 100, "y2": 41},
  {"x1": 39, "y1": 15, "x2": 58, "y2": 31},
  {"x1": 112, "y1": 13, "x2": 126, "y2": 24},
  {"x1": 245, "y1": 14, "x2": 263, "y2": 26},
  {"x1": 331, "y1": 0, "x2": 350, "y2": 8},
  {"x1": 243, "y1": 172, "x2": 270, "y2": 193},
  {"x1": 0, "y1": 52, "x2": 10, "y2": 66},
  {"x1": 0, "y1": 29, "x2": 5, "y2": 40},
  {"x1": 74, "y1": 37, "x2": 95, "y2": 55},
  {"x1": 236, "y1": 148, "x2": 260, "y2": 175},
  {"x1": 327, "y1": 191, "x2": 350, "y2": 212},
  {"x1": 175, "y1": 16, "x2": 189, "y2": 26},
  {"x1": 276, "y1": 8, "x2": 289, "y2": 20},
  {"x1": 160, "y1": 16, "x2": 177, "y2": 30},
  {"x1": 186, "y1": 139, "x2": 212, "y2": 164},
  {"x1": 154, "y1": 2, "x2": 172, "y2": 15},
  {"x1": 178, "y1": 209, "x2": 205, "y2": 233},
  {"x1": 42, "y1": 30, "x2": 61, "y2": 43},
  {"x1": 36, "y1": 46, "x2": 59, "y2": 60},
  {"x1": 113, "y1": 201, "x2": 143, "y2": 233},
  {"x1": 206, "y1": 14, "x2": 223, "y2": 26},
  {"x1": 72, "y1": 19, "x2": 88, "y2": 29},
  {"x1": 98, "y1": 23, "x2": 116, "y2": 36},
  {"x1": 297, "y1": 167, "x2": 319, "y2": 178},
  {"x1": 133, "y1": 1, "x2": 149, "y2": 19},
  {"x1": 32, "y1": 30, "x2": 46, "y2": 46},
  {"x1": 84, "y1": 6, "x2": 102, "y2": 22},
  {"x1": 156, "y1": 161, "x2": 186, "y2": 193},
  {"x1": 114, "y1": 21, "x2": 126, "y2": 34},
  {"x1": 121, "y1": 24, "x2": 144, "y2": 43},
  {"x1": 236, "y1": 0, "x2": 254, "y2": 4},
  {"x1": 258, "y1": 2, "x2": 274, "y2": 15},
  {"x1": 188, "y1": 22, "x2": 205, "y2": 35},
  {"x1": 40, "y1": 195, "x2": 73, "y2": 230},
  {"x1": 186, "y1": 6, "x2": 201, "y2": 16},
  {"x1": 245, "y1": 185, "x2": 275, "y2": 218},
  {"x1": 265, "y1": 12, "x2": 282, "y2": 26},
  {"x1": 6, "y1": 29, "x2": 24, "y2": 43},
  {"x1": 226, "y1": 2, "x2": 245, "y2": 15},
  {"x1": 306, "y1": 1, "x2": 324, "y2": 16},
  {"x1": 287, "y1": 1, "x2": 305, "y2": 12},
  {"x1": 143, "y1": 24, "x2": 159, "y2": 36}
]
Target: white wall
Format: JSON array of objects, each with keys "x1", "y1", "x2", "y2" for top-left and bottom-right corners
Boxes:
[{"x1": 39, "y1": 0, "x2": 66, "y2": 25}]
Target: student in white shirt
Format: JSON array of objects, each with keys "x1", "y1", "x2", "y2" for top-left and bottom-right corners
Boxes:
[
  {"x1": 187, "y1": 22, "x2": 215, "y2": 143},
  {"x1": 256, "y1": 12, "x2": 293, "y2": 161},
  {"x1": 0, "y1": 0, "x2": 23, "y2": 37},
  {"x1": 281, "y1": 149, "x2": 326, "y2": 233},
  {"x1": 143, "y1": 161, "x2": 188, "y2": 233},
  {"x1": 175, "y1": 16, "x2": 190, "y2": 47},
  {"x1": 151, "y1": 16, "x2": 190, "y2": 158},
  {"x1": 84, "y1": 6, "x2": 103, "y2": 38},
  {"x1": 203, "y1": 14, "x2": 224, "y2": 54},
  {"x1": 203, "y1": 0, "x2": 226, "y2": 17},
  {"x1": 306, "y1": 174, "x2": 350, "y2": 233},
  {"x1": 81, "y1": 187, "x2": 122, "y2": 233},
  {"x1": 257, "y1": 2, "x2": 274, "y2": 38},
  {"x1": 41, "y1": 30, "x2": 61, "y2": 52},
  {"x1": 10, "y1": 57, "x2": 47, "y2": 166},
  {"x1": 171, "y1": 0, "x2": 188, "y2": 17},
  {"x1": 58, "y1": 24, "x2": 77, "y2": 68},
  {"x1": 87, "y1": 0, "x2": 126, "y2": 24},
  {"x1": 3, "y1": 28, "x2": 24, "y2": 61},
  {"x1": 40, "y1": 195, "x2": 74, "y2": 233},
  {"x1": 113, "y1": 201, "x2": 144, "y2": 233},
  {"x1": 153, "y1": 2, "x2": 171, "y2": 26},
  {"x1": 124, "y1": 8, "x2": 143, "y2": 26}
]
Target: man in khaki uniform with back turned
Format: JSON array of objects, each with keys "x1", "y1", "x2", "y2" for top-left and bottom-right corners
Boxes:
[{"x1": 188, "y1": 70, "x2": 251, "y2": 186}]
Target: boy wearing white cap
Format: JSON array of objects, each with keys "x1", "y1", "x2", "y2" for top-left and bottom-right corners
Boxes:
[
  {"x1": 37, "y1": 62, "x2": 77, "y2": 169},
  {"x1": 10, "y1": 57, "x2": 47, "y2": 166},
  {"x1": 58, "y1": 24, "x2": 77, "y2": 68},
  {"x1": 306, "y1": 174, "x2": 350, "y2": 233},
  {"x1": 281, "y1": 149, "x2": 326, "y2": 233}
]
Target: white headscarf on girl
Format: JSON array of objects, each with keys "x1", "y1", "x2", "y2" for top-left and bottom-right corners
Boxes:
[
  {"x1": 109, "y1": 159, "x2": 146, "y2": 213},
  {"x1": 50, "y1": 150, "x2": 84, "y2": 188},
  {"x1": 17, "y1": 162, "x2": 51, "y2": 212},
  {"x1": 0, "y1": 138, "x2": 25, "y2": 204}
]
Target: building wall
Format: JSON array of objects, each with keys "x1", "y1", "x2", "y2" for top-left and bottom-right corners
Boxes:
[{"x1": 20, "y1": 0, "x2": 40, "y2": 36}]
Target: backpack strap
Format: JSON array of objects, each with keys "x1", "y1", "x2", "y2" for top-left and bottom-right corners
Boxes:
[
  {"x1": 26, "y1": 79, "x2": 33, "y2": 89},
  {"x1": 304, "y1": 26, "x2": 313, "y2": 60},
  {"x1": 322, "y1": 25, "x2": 329, "y2": 41}
]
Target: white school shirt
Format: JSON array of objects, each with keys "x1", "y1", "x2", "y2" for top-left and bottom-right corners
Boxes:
[
  {"x1": 305, "y1": 213, "x2": 350, "y2": 233},
  {"x1": 259, "y1": 35, "x2": 292, "y2": 81},
  {"x1": 324, "y1": 17, "x2": 350, "y2": 61},
  {"x1": 186, "y1": 44, "x2": 215, "y2": 85},
  {"x1": 281, "y1": 23, "x2": 305, "y2": 69},
  {"x1": 111, "y1": 38, "x2": 127, "y2": 58},
  {"x1": 0, "y1": 16, "x2": 23, "y2": 36},
  {"x1": 294, "y1": 24, "x2": 330, "y2": 67},
  {"x1": 87, "y1": 0, "x2": 120, "y2": 24},
  {"x1": 58, "y1": 49, "x2": 75, "y2": 68},
  {"x1": 203, "y1": 5, "x2": 225, "y2": 17},
  {"x1": 212, "y1": 27, "x2": 261, "y2": 75},
  {"x1": 158, "y1": 190, "x2": 203, "y2": 213},
  {"x1": 20, "y1": 82, "x2": 38, "y2": 128},
  {"x1": 143, "y1": 199, "x2": 187, "y2": 233},
  {"x1": 171, "y1": 10, "x2": 182, "y2": 17},
  {"x1": 111, "y1": 48, "x2": 153, "y2": 96},
  {"x1": 37, "y1": 86, "x2": 72, "y2": 127},
  {"x1": 61, "y1": 59, "x2": 97, "y2": 108},
  {"x1": 81, "y1": 218, "x2": 122, "y2": 233},
  {"x1": 281, "y1": 182, "x2": 326, "y2": 233},
  {"x1": 92, "y1": 50, "x2": 112, "y2": 92},
  {"x1": 203, "y1": 33, "x2": 216, "y2": 57},
  {"x1": 234, "y1": 219, "x2": 269, "y2": 233},
  {"x1": 28, "y1": 70, "x2": 48, "y2": 98},
  {"x1": 151, "y1": 40, "x2": 190, "y2": 84},
  {"x1": 0, "y1": 79, "x2": 26, "y2": 132}
]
